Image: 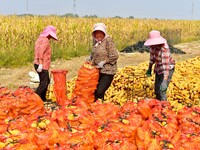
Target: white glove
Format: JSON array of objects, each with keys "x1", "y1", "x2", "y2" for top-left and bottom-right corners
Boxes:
[
  {"x1": 97, "y1": 61, "x2": 106, "y2": 68},
  {"x1": 37, "y1": 64, "x2": 43, "y2": 72}
]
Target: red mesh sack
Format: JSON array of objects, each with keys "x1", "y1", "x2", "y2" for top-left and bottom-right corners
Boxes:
[
  {"x1": 72, "y1": 62, "x2": 99, "y2": 104},
  {"x1": 51, "y1": 69, "x2": 68, "y2": 106}
]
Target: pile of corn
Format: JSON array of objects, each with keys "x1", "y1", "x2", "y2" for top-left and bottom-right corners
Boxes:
[
  {"x1": 168, "y1": 56, "x2": 200, "y2": 109},
  {"x1": 105, "y1": 56, "x2": 200, "y2": 110},
  {"x1": 49, "y1": 56, "x2": 200, "y2": 112},
  {"x1": 104, "y1": 62, "x2": 153, "y2": 105},
  {"x1": 104, "y1": 56, "x2": 200, "y2": 111}
]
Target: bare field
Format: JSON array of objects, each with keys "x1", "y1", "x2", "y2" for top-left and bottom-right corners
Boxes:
[{"x1": 0, "y1": 41, "x2": 200, "y2": 90}]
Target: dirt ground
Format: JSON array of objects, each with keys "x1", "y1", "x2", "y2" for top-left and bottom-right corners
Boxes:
[{"x1": 0, "y1": 41, "x2": 200, "y2": 91}]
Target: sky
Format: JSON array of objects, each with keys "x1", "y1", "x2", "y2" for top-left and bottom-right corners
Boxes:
[{"x1": 0, "y1": 0, "x2": 200, "y2": 20}]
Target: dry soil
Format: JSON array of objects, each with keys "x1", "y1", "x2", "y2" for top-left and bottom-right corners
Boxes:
[{"x1": 0, "y1": 41, "x2": 199, "y2": 90}]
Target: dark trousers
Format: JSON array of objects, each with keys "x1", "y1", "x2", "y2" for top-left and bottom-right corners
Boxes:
[
  {"x1": 95, "y1": 73, "x2": 114, "y2": 101},
  {"x1": 155, "y1": 68, "x2": 174, "y2": 101},
  {"x1": 34, "y1": 64, "x2": 50, "y2": 101}
]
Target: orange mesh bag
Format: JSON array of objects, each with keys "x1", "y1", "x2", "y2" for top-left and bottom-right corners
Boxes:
[
  {"x1": 0, "y1": 87, "x2": 12, "y2": 97},
  {"x1": 137, "y1": 100, "x2": 151, "y2": 119},
  {"x1": 0, "y1": 86, "x2": 45, "y2": 120},
  {"x1": 51, "y1": 69, "x2": 68, "y2": 106},
  {"x1": 72, "y1": 62, "x2": 99, "y2": 104}
]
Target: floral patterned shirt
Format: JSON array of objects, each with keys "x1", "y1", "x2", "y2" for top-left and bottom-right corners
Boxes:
[{"x1": 91, "y1": 36, "x2": 119, "y2": 75}]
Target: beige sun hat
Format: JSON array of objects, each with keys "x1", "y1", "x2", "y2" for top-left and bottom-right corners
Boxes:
[{"x1": 92, "y1": 23, "x2": 107, "y2": 37}]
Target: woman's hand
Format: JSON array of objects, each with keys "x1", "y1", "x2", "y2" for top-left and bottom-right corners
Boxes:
[{"x1": 97, "y1": 61, "x2": 106, "y2": 68}]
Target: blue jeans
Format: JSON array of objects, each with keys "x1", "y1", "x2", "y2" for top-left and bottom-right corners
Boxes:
[{"x1": 155, "y1": 68, "x2": 174, "y2": 101}]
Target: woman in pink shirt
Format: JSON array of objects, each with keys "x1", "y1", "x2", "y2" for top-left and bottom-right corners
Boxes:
[{"x1": 34, "y1": 26, "x2": 58, "y2": 101}]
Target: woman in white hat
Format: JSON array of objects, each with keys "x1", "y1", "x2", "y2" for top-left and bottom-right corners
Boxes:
[
  {"x1": 89, "y1": 23, "x2": 119, "y2": 101},
  {"x1": 144, "y1": 30, "x2": 175, "y2": 101},
  {"x1": 33, "y1": 25, "x2": 58, "y2": 102}
]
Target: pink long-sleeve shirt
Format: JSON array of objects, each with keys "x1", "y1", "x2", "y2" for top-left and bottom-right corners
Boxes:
[{"x1": 34, "y1": 36, "x2": 51, "y2": 70}]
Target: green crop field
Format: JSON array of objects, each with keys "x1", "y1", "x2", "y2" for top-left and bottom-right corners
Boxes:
[{"x1": 0, "y1": 15, "x2": 200, "y2": 67}]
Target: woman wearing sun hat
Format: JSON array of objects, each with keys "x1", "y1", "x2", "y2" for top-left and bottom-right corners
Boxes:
[
  {"x1": 33, "y1": 25, "x2": 58, "y2": 101},
  {"x1": 89, "y1": 23, "x2": 119, "y2": 101},
  {"x1": 144, "y1": 30, "x2": 175, "y2": 101}
]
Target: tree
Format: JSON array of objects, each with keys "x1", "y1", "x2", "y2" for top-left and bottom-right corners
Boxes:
[
  {"x1": 113, "y1": 16, "x2": 122, "y2": 18},
  {"x1": 129, "y1": 16, "x2": 134, "y2": 19},
  {"x1": 62, "y1": 13, "x2": 79, "y2": 18},
  {"x1": 83, "y1": 15, "x2": 98, "y2": 18}
]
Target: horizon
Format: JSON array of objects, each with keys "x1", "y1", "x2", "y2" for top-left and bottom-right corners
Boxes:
[
  {"x1": 0, "y1": 13, "x2": 198, "y2": 21},
  {"x1": 0, "y1": 0, "x2": 200, "y2": 20}
]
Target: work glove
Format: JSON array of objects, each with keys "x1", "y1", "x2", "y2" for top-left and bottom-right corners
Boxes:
[
  {"x1": 146, "y1": 68, "x2": 152, "y2": 77},
  {"x1": 37, "y1": 64, "x2": 43, "y2": 73},
  {"x1": 97, "y1": 61, "x2": 106, "y2": 68},
  {"x1": 160, "y1": 80, "x2": 168, "y2": 92}
]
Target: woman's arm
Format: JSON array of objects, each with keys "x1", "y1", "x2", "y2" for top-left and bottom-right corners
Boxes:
[{"x1": 106, "y1": 36, "x2": 119, "y2": 65}]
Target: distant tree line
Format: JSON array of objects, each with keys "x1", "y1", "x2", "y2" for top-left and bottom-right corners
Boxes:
[{"x1": 17, "y1": 13, "x2": 135, "y2": 19}]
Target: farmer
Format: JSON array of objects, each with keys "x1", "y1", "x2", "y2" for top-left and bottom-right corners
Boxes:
[
  {"x1": 33, "y1": 25, "x2": 58, "y2": 102},
  {"x1": 89, "y1": 23, "x2": 119, "y2": 101},
  {"x1": 144, "y1": 30, "x2": 175, "y2": 101}
]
